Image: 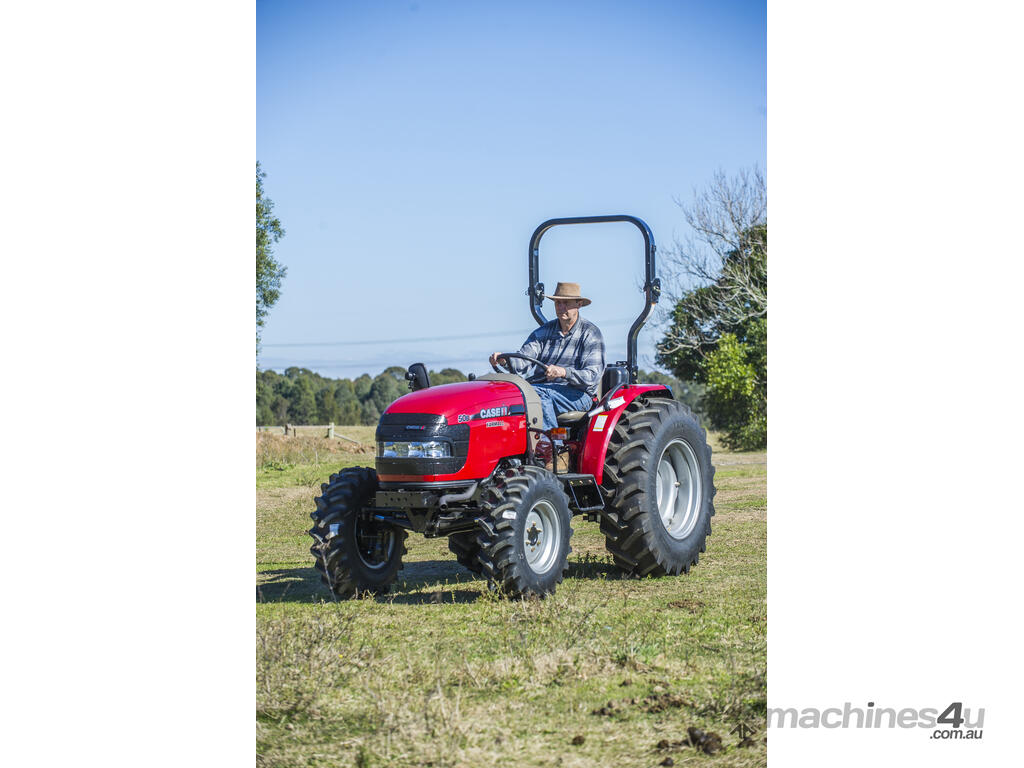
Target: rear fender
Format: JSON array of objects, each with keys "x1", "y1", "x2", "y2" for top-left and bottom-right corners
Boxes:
[{"x1": 578, "y1": 385, "x2": 673, "y2": 484}]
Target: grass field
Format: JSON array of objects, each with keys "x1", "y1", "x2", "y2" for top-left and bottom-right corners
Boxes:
[{"x1": 257, "y1": 429, "x2": 767, "y2": 768}]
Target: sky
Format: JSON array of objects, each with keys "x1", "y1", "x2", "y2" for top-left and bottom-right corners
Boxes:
[{"x1": 257, "y1": 0, "x2": 766, "y2": 380}]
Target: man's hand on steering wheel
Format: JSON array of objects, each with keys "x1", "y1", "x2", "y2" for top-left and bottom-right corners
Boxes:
[
  {"x1": 545, "y1": 364, "x2": 567, "y2": 380},
  {"x1": 489, "y1": 352, "x2": 550, "y2": 375}
]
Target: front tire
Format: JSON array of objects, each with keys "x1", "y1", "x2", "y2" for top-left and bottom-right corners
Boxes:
[
  {"x1": 601, "y1": 398, "x2": 716, "y2": 577},
  {"x1": 476, "y1": 466, "x2": 572, "y2": 598},
  {"x1": 308, "y1": 467, "x2": 407, "y2": 599}
]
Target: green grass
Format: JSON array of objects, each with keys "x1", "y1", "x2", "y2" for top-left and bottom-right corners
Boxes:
[{"x1": 257, "y1": 432, "x2": 767, "y2": 768}]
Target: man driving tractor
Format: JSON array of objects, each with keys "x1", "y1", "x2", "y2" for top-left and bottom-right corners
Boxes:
[{"x1": 489, "y1": 281, "x2": 605, "y2": 431}]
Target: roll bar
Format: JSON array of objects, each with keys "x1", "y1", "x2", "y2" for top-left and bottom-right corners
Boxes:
[{"x1": 526, "y1": 215, "x2": 661, "y2": 384}]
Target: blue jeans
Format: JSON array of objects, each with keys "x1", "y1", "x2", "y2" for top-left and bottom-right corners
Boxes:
[{"x1": 533, "y1": 383, "x2": 593, "y2": 430}]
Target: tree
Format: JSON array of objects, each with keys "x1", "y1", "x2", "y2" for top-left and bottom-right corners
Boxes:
[
  {"x1": 637, "y1": 369, "x2": 705, "y2": 416},
  {"x1": 656, "y1": 167, "x2": 767, "y2": 450},
  {"x1": 254, "y1": 366, "x2": 474, "y2": 426},
  {"x1": 316, "y1": 387, "x2": 340, "y2": 424},
  {"x1": 256, "y1": 371, "x2": 276, "y2": 425},
  {"x1": 353, "y1": 374, "x2": 372, "y2": 401},
  {"x1": 359, "y1": 400, "x2": 381, "y2": 425},
  {"x1": 431, "y1": 368, "x2": 467, "y2": 386},
  {"x1": 288, "y1": 377, "x2": 319, "y2": 424},
  {"x1": 257, "y1": 161, "x2": 286, "y2": 357},
  {"x1": 368, "y1": 373, "x2": 403, "y2": 414}
]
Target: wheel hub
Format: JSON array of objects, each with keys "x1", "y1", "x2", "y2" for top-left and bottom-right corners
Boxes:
[
  {"x1": 655, "y1": 438, "x2": 702, "y2": 540},
  {"x1": 523, "y1": 500, "x2": 560, "y2": 574},
  {"x1": 527, "y1": 521, "x2": 542, "y2": 547}
]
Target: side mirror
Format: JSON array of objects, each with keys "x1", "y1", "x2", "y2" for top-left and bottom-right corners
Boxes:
[{"x1": 405, "y1": 362, "x2": 431, "y2": 391}]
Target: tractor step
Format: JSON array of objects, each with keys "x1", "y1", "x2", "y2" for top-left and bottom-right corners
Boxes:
[{"x1": 558, "y1": 473, "x2": 604, "y2": 513}]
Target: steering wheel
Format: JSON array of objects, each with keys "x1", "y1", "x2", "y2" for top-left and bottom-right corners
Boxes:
[{"x1": 491, "y1": 352, "x2": 549, "y2": 375}]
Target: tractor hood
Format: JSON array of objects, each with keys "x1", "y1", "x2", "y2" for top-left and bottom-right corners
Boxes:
[
  {"x1": 376, "y1": 377, "x2": 541, "y2": 483},
  {"x1": 384, "y1": 379, "x2": 531, "y2": 426}
]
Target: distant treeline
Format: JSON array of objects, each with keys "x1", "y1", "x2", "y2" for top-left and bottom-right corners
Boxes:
[{"x1": 257, "y1": 366, "x2": 703, "y2": 426}]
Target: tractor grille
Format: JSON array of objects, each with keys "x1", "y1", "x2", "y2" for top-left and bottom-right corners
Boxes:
[{"x1": 375, "y1": 413, "x2": 469, "y2": 475}]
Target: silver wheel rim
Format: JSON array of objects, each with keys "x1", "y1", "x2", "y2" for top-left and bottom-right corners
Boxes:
[
  {"x1": 355, "y1": 517, "x2": 395, "y2": 570},
  {"x1": 655, "y1": 438, "x2": 703, "y2": 540},
  {"x1": 522, "y1": 499, "x2": 561, "y2": 575}
]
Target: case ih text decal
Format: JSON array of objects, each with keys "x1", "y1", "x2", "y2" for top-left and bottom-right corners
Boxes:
[{"x1": 457, "y1": 405, "x2": 522, "y2": 423}]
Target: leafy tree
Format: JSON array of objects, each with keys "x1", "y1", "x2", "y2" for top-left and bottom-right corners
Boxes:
[
  {"x1": 353, "y1": 374, "x2": 372, "y2": 400},
  {"x1": 359, "y1": 400, "x2": 381, "y2": 425},
  {"x1": 431, "y1": 368, "x2": 468, "y2": 386},
  {"x1": 289, "y1": 377, "x2": 318, "y2": 423},
  {"x1": 657, "y1": 168, "x2": 767, "y2": 450},
  {"x1": 335, "y1": 378, "x2": 355, "y2": 397},
  {"x1": 702, "y1": 331, "x2": 766, "y2": 449},
  {"x1": 339, "y1": 400, "x2": 362, "y2": 426},
  {"x1": 256, "y1": 373, "x2": 276, "y2": 425},
  {"x1": 256, "y1": 366, "x2": 474, "y2": 426},
  {"x1": 271, "y1": 393, "x2": 290, "y2": 424},
  {"x1": 637, "y1": 369, "x2": 705, "y2": 416},
  {"x1": 257, "y1": 161, "x2": 286, "y2": 357},
  {"x1": 316, "y1": 387, "x2": 340, "y2": 424},
  {"x1": 369, "y1": 373, "x2": 403, "y2": 413}
]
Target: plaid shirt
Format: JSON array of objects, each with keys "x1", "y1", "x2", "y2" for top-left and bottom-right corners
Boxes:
[{"x1": 510, "y1": 316, "x2": 605, "y2": 397}]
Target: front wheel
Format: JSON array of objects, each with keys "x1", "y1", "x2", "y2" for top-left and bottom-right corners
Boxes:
[
  {"x1": 476, "y1": 466, "x2": 572, "y2": 597},
  {"x1": 601, "y1": 398, "x2": 716, "y2": 577},
  {"x1": 308, "y1": 467, "x2": 407, "y2": 598}
]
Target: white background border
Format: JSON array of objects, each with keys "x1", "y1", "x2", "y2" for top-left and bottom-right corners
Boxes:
[{"x1": 2, "y1": 1, "x2": 1022, "y2": 764}]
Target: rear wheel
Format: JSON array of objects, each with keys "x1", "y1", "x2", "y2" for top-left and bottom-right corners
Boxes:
[
  {"x1": 476, "y1": 466, "x2": 572, "y2": 597},
  {"x1": 308, "y1": 467, "x2": 407, "y2": 599},
  {"x1": 600, "y1": 398, "x2": 716, "y2": 577}
]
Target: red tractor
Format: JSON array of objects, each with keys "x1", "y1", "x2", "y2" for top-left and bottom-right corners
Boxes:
[{"x1": 309, "y1": 215, "x2": 716, "y2": 599}]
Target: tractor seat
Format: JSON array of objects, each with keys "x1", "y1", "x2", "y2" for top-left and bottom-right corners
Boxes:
[
  {"x1": 554, "y1": 365, "x2": 629, "y2": 427},
  {"x1": 556, "y1": 410, "x2": 589, "y2": 426}
]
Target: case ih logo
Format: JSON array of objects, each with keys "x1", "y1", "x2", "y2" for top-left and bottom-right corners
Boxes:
[{"x1": 458, "y1": 406, "x2": 510, "y2": 423}]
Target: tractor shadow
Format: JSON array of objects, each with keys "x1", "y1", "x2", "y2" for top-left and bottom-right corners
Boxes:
[
  {"x1": 565, "y1": 556, "x2": 621, "y2": 580},
  {"x1": 256, "y1": 556, "x2": 622, "y2": 604},
  {"x1": 256, "y1": 560, "x2": 486, "y2": 605}
]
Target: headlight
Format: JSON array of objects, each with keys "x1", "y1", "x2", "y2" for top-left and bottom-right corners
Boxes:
[{"x1": 378, "y1": 440, "x2": 452, "y2": 458}]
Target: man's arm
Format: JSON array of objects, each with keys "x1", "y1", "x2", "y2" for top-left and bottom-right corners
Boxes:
[
  {"x1": 561, "y1": 323, "x2": 605, "y2": 393},
  {"x1": 511, "y1": 328, "x2": 545, "y2": 375},
  {"x1": 489, "y1": 328, "x2": 546, "y2": 374}
]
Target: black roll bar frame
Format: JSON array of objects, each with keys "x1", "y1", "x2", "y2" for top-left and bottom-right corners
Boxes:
[{"x1": 526, "y1": 215, "x2": 661, "y2": 384}]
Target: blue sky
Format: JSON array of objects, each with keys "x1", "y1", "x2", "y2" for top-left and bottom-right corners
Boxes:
[{"x1": 257, "y1": 0, "x2": 765, "y2": 379}]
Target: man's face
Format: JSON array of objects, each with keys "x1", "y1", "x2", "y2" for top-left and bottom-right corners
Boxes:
[{"x1": 554, "y1": 299, "x2": 581, "y2": 325}]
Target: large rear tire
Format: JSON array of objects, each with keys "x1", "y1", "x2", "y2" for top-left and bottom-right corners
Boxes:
[
  {"x1": 308, "y1": 467, "x2": 407, "y2": 599},
  {"x1": 476, "y1": 466, "x2": 572, "y2": 598},
  {"x1": 600, "y1": 398, "x2": 716, "y2": 577}
]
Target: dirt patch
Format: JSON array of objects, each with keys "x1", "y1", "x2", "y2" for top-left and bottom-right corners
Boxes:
[
  {"x1": 686, "y1": 727, "x2": 723, "y2": 754},
  {"x1": 654, "y1": 728, "x2": 723, "y2": 756},
  {"x1": 592, "y1": 691, "x2": 690, "y2": 717},
  {"x1": 667, "y1": 598, "x2": 704, "y2": 613}
]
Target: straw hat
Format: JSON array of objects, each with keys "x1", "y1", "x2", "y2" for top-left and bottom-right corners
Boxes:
[{"x1": 544, "y1": 282, "x2": 592, "y2": 307}]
